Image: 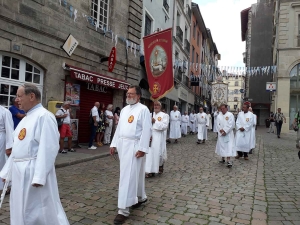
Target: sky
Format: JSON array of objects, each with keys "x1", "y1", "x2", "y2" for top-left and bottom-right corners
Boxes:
[{"x1": 193, "y1": 0, "x2": 257, "y2": 67}]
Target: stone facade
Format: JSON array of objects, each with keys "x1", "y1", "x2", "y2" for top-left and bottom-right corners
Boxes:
[
  {"x1": 0, "y1": 0, "x2": 142, "y2": 108},
  {"x1": 273, "y1": 0, "x2": 300, "y2": 132}
]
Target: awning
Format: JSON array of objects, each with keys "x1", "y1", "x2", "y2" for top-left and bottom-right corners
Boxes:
[
  {"x1": 65, "y1": 64, "x2": 130, "y2": 90},
  {"x1": 165, "y1": 88, "x2": 179, "y2": 102}
]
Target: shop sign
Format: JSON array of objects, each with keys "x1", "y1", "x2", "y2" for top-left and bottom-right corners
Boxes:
[
  {"x1": 108, "y1": 47, "x2": 116, "y2": 72},
  {"x1": 179, "y1": 87, "x2": 188, "y2": 101},
  {"x1": 71, "y1": 70, "x2": 129, "y2": 90},
  {"x1": 87, "y1": 83, "x2": 107, "y2": 93},
  {"x1": 61, "y1": 34, "x2": 79, "y2": 57}
]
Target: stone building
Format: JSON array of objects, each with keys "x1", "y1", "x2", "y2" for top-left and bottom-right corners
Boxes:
[
  {"x1": 272, "y1": 0, "x2": 300, "y2": 132},
  {"x1": 0, "y1": 0, "x2": 142, "y2": 142},
  {"x1": 241, "y1": 0, "x2": 274, "y2": 126},
  {"x1": 225, "y1": 75, "x2": 245, "y2": 114}
]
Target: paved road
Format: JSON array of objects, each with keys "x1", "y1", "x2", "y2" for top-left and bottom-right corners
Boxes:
[{"x1": 0, "y1": 128, "x2": 299, "y2": 225}]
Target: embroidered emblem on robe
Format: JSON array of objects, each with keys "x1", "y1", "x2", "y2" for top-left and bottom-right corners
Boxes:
[
  {"x1": 18, "y1": 128, "x2": 26, "y2": 140},
  {"x1": 246, "y1": 118, "x2": 249, "y2": 122},
  {"x1": 225, "y1": 117, "x2": 229, "y2": 120},
  {"x1": 128, "y1": 115, "x2": 134, "y2": 123},
  {"x1": 158, "y1": 117, "x2": 162, "y2": 121}
]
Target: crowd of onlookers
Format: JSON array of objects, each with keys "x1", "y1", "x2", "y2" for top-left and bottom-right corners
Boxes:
[{"x1": 88, "y1": 102, "x2": 120, "y2": 150}]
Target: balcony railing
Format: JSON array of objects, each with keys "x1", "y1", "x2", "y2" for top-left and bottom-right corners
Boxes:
[
  {"x1": 186, "y1": 4, "x2": 191, "y2": 20},
  {"x1": 163, "y1": 0, "x2": 169, "y2": 13},
  {"x1": 184, "y1": 39, "x2": 190, "y2": 54},
  {"x1": 176, "y1": 26, "x2": 183, "y2": 43}
]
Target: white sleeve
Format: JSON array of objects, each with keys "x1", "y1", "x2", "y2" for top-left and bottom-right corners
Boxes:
[
  {"x1": 4, "y1": 109, "x2": 14, "y2": 149},
  {"x1": 32, "y1": 113, "x2": 60, "y2": 186}
]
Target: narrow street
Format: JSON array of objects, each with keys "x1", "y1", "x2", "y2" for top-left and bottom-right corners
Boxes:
[{"x1": 2, "y1": 127, "x2": 299, "y2": 225}]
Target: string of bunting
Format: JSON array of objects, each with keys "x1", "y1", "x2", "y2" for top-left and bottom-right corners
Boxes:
[{"x1": 57, "y1": 0, "x2": 141, "y2": 57}]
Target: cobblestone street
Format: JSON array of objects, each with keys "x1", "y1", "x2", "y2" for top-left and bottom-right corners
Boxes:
[{"x1": 1, "y1": 128, "x2": 300, "y2": 225}]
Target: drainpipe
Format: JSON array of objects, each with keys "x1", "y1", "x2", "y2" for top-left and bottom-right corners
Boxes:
[{"x1": 275, "y1": 0, "x2": 280, "y2": 111}]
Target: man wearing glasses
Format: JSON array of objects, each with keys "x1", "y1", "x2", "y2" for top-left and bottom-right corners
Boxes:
[{"x1": 110, "y1": 85, "x2": 152, "y2": 224}]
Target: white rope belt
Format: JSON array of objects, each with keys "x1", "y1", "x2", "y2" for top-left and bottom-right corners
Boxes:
[
  {"x1": 120, "y1": 137, "x2": 139, "y2": 141},
  {"x1": 13, "y1": 157, "x2": 36, "y2": 162}
]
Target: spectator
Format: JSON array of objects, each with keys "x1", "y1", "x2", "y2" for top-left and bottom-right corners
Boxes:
[
  {"x1": 88, "y1": 102, "x2": 100, "y2": 149},
  {"x1": 55, "y1": 101, "x2": 74, "y2": 153},
  {"x1": 268, "y1": 112, "x2": 275, "y2": 133},
  {"x1": 96, "y1": 103, "x2": 106, "y2": 147},
  {"x1": 113, "y1": 107, "x2": 121, "y2": 135},
  {"x1": 274, "y1": 107, "x2": 286, "y2": 138},
  {"x1": 9, "y1": 97, "x2": 25, "y2": 129},
  {"x1": 104, "y1": 104, "x2": 114, "y2": 145}
]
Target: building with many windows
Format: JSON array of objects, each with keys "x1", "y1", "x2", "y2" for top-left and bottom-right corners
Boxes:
[
  {"x1": 272, "y1": 0, "x2": 300, "y2": 132},
  {"x1": 0, "y1": 0, "x2": 142, "y2": 142},
  {"x1": 173, "y1": 0, "x2": 192, "y2": 114},
  {"x1": 225, "y1": 75, "x2": 245, "y2": 114}
]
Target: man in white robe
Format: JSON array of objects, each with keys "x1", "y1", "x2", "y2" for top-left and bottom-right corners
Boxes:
[
  {"x1": 168, "y1": 105, "x2": 181, "y2": 143},
  {"x1": 0, "y1": 83, "x2": 69, "y2": 225},
  {"x1": 235, "y1": 104, "x2": 254, "y2": 160},
  {"x1": 215, "y1": 104, "x2": 236, "y2": 168},
  {"x1": 196, "y1": 107, "x2": 209, "y2": 144},
  {"x1": 189, "y1": 110, "x2": 196, "y2": 134},
  {"x1": 213, "y1": 108, "x2": 220, "y2": 138},
  {"x1": 0, "y1": 106, "x2": 14, "y2": 191},
  {"x1": 110, "y1": 85, "x2": 151, "y2": 224},
  {"x1": 145, "y1": 101, "x2": 168, "y2": 177},
  {"x1": 181, "y1": 111, "x2": 189, "y2": 137},
  {"x1": 249, "y1": 107, "x2": 257, "y2": 154},
  {"x1": 207, "y1": 110, "x2": 212, "y2": 131}
]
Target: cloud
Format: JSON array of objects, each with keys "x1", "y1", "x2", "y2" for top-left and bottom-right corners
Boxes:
[{"x1": 193, "y1": 0, "x2": 257, "y2": 67}]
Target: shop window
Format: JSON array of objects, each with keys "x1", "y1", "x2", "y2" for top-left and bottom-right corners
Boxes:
[
  {"x1": 235, "y1": 81, "x2": 239, "y2": 86},
  {"x1": 0, "y1": 53, "x2": 44, "y2": 108},
  {"x1": 91, "y1": 0, "x2": 109, "y2": 29}
]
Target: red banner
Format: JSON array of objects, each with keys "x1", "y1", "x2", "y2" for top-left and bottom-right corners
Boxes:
[
  {"x1": 143, "y1": 28, "x2": 174, "y2": 101},
  {"x1": 108, "y1": 47, "x2": 116, "y2": 72}
]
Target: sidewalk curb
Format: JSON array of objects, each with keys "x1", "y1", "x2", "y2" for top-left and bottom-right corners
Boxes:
[{"x1": 55, "y1": 153, "x2": 110, "y2": 168}]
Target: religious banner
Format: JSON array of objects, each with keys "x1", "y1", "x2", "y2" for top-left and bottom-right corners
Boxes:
[
  {"x1": 211, "y1": 77, "x2": 228, "y2": 107},
  {"x1": 143, "y1": 28, "x2": 173, "y2": 100}
]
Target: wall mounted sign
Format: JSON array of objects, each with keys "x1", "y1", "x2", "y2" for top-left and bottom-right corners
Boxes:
[{"x1": 61, "y1": 34, "x2": 79, "y2": 57}]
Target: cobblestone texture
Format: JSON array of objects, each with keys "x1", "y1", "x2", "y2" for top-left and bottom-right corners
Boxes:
[{"x1": 1, "y1": 128, "x2": 300, "y2": 224}]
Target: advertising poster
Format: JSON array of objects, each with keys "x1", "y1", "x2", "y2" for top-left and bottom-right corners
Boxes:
[
  {"x1": 66, "y1": 82, "x2": 80, "y2": 106},
  {"x1": 70, "y1": 119, "x2": 78, "y2": 141}
]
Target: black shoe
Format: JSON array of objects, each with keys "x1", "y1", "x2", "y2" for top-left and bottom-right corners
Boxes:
[
  {"x1": 114, "y1": 214, "x2": 128, "y2": 225},
  {"x1": 174, "y1": 139, "x2": 178, "y2": 143},
  {"x1": 166, "y1": 140, "x2": 171, "y2": 144},
  {"x1": 60, "y1": 150, "x2": 67, "y2": 154},
  {"x1": 219, "y1": 159, "x2": 225, "y2": 164},
  {"x1": 131, "y1": 199, "x2": 148, "y2": 209},
  {"x1": 278, "y1": 135, "x2": 280, "y2": 138},
  {"x1": 298, "y1": 151, "x2": 300, "y2": 160},
  {"x1": 249, "y1": 149, "x2": 253, "y2": 154},
  {"x1": 227, "y1": 161, "x2": 233, "y2": 168},
  {"x1": 197, "y1": 140, "x2": 201, "y2": 144}
]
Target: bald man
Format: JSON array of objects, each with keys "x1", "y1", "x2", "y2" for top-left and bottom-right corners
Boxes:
[{"x1": 88, "y1": 102, "x2": 100, "y2": 149}]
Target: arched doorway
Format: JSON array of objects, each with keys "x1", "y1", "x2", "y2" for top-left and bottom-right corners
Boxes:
[
  {"x1": 289, "y1": 63, "x2": 300, "y2": 129},
  {"x1": 0, "y1": 52, "x2": 44, "y2": 108}
]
